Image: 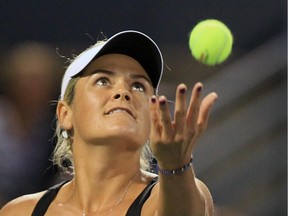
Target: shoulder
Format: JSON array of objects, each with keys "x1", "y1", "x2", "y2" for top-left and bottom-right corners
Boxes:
[
  {"x1": 140, "y1": 170, "x2": 158, "y2": 182},
  {"x1": 0, "y1": 191, "x2": 46, "y2": 216},
  {"x1": 143, "y1": 176, "x2": 214, "y2": 215},
  {"x1": 195, "y1": 178, "x2": 214, "y2": 215}
]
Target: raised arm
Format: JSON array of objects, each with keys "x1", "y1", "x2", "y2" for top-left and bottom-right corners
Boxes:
[{"x1": 149, "y1": 82, "x2": 217, "y2": 216}]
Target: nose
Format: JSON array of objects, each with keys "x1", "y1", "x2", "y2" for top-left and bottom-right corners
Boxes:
[
  {"x1": 113, "y1": 92, "x2": 131, "y2": 101},
  {"x1": 112, "y1": 83, "x2": 131, "y2": 101}
]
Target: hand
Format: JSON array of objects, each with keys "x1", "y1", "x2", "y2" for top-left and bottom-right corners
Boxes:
[{"x1": 149, "y1": 82, "x2": 218, "y2": 170}]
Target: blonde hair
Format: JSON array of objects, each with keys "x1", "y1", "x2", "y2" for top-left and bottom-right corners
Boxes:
[{"x1": 52, "y1": 76, "x2": 152, "y2": 174}]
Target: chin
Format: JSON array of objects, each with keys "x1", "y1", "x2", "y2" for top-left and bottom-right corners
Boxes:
[
  {"x1": 103, "y1": 127, "x2": 146, "y2": 145},
  {"x1": 98, "y1": 117, "x2": 149, "y2": 144},
  {"x1": 107, "y1": 126, "x2": 139, "y2": 137}
]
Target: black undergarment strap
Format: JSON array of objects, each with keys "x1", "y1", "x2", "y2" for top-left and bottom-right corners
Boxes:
[
  {"x1": 126, "y1": 177, "x2": 158, "y2": 216},
  {"x1": 31, "y1": 181, "x2": 68, "y2": 216},
  {"x1": 31, "y1": 178, "x2": 158, "y2": 216}
]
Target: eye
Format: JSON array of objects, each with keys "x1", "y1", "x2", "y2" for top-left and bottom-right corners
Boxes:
[
  {"x1": 132, "y1": 82, "x2": 145, "y2": 92},
  {"x1": 95, "y1": 77, "x2": 110, "y2": 86}
]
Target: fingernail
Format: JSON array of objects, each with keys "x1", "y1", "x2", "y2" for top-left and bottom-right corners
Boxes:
[
  {"x1": 197, "y1": 86, "x2": 202, "y2": 92},
  {"x1": 159, "y1": 99, "x2": 166, "y2": 106},
  {"x1": 151, "y1": 96, "x2": 156, "y2": 103},
  {"x1": 179, "y1": 87, "x2": 186, "y2": 94}
]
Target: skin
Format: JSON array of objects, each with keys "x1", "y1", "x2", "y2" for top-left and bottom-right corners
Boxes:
[{"x1": 0, "y1": 54, "x2": 217, "y2": 216}]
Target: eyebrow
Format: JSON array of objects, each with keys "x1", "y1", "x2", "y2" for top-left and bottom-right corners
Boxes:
[
  {"x1": 90, "y1": 69, "x2": 113, "y2": 76},
  {"x1": 131, "y1": 74, "x2": 152, "y2": 85},
  {"x1": 90, "y1": 69, "x2": 152, "y2": 85}
]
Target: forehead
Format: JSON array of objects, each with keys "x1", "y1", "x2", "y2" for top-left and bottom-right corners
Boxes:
[{"x1": 83, "y1": 54, "x2": 150, "y2": 78}]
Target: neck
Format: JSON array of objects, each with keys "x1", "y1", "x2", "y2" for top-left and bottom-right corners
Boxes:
[{"x1": 69, "y1": 141, "x2": 142, "y2": 214}]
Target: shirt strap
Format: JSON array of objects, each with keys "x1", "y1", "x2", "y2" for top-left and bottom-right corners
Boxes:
[
  {"x1": 126, "y1": 177, "x2": 158, "y2": 216},
  {"x1": 31, "y1": 181, "x2": 69, "y2": 216}
]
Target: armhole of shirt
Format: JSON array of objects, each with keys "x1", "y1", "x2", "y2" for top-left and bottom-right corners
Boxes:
[
  {"x1": 31, "y1": 181, "x2": 69, "y2": 216},
  {"x1": 126, "y1": 177, "x2": 158, "y2": 216}
]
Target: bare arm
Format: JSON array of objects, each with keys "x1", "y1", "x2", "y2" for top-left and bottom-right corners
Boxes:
[{"x1": 149, "y1": 82, "x2": 217, "y2": 216}]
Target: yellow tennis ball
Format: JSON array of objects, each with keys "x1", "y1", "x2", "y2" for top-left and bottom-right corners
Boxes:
[{"x1": 189, "y1": 19, "x2": 233, "y2": 66}]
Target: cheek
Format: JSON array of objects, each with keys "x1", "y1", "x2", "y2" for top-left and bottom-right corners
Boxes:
[
  {"x1": 143, "y1": 114, "x2": 151, "y2": 137},
  {"x1": 72, "y1": 94, "x2": 103, "y2": 126},
  {"x1": 138, "y1": 100, "x2": 151, "y2": 137}
]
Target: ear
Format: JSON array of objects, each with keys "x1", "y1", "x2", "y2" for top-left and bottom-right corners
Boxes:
[{"x1": 57, "y1": 101, "x2": 73, "y2": 130}]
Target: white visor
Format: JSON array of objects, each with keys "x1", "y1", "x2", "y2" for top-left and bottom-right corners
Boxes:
[{"x1": 60, "y1": 30, "x2": 163, "y2": 99}]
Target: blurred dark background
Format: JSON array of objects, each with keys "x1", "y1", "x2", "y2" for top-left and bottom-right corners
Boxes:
[{"x1": 0, "y1": 1, "x2": 286, "y2": 215}]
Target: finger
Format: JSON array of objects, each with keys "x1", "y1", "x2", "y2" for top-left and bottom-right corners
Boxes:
[
  {"x1": 158, "y1": 95, "x2": 173, "y2": 140},
  {"x1": 149, "y1": 95, "x2": 161, "y2": 140},
  {"x1": 186, "y1": 82, "x2": 203, "y2": 131},
  {"x1": 174, "y1": 84, "x2": 187, "y2": 140},
  {"x1": 198, "y1": 92, "x2": 218, "y2": 133}
]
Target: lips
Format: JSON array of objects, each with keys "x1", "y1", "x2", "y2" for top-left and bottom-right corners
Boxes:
[{"x1": 106, "y1": 107, "x2": 135, "y2": 119}]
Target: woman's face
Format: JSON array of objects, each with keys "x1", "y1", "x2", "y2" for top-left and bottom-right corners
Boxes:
[{"x1": 69, "y1": 54, "x2": 154, "y2": 149}]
